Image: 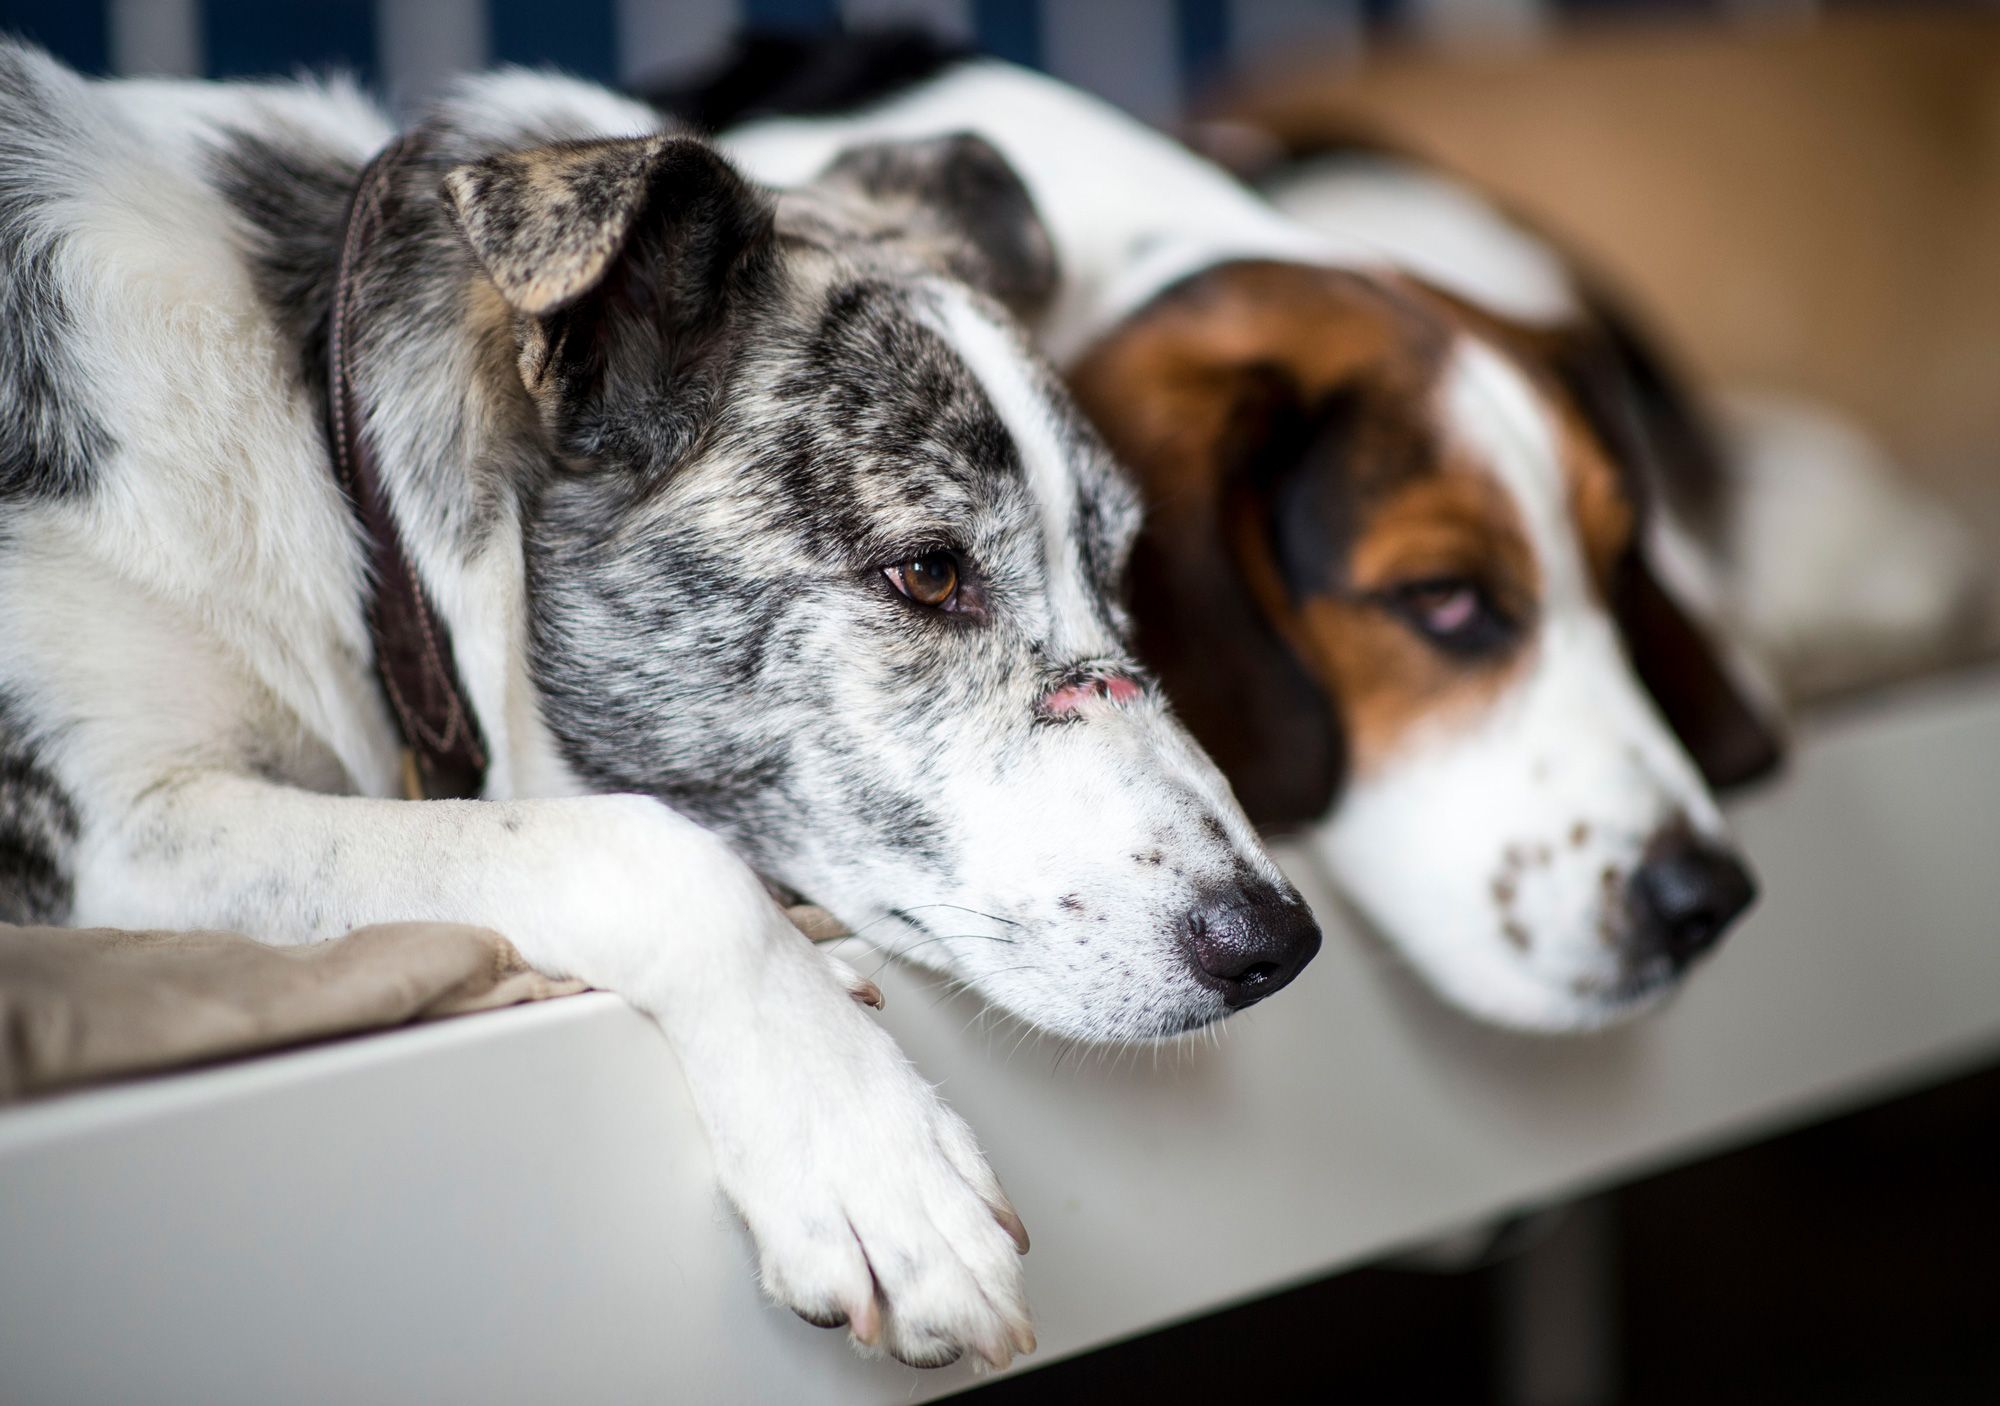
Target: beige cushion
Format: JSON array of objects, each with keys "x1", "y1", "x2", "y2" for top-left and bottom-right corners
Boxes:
[{"x1": 0, "y1": 921, "x2": 586, "y2": 1104}]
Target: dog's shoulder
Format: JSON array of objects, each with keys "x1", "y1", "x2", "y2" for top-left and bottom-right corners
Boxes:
[
  {"x1": 0, "y1": 49, "x2": 410, "y2": 800},
  {"x1": 0, "y1": 42, "x2": 116, "y2": 505},
  {"x1": 0, "y1": 44, "x2": 399, "y2": 510}
]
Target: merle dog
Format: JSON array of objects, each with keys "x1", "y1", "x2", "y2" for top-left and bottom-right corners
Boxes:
[{"x1": 0, "y1": 48, "x2": 1319, "y2": 1368}]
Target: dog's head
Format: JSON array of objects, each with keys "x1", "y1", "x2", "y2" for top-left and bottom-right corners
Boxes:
[
  {"x1": 442, "y1": 132, "x2": 1319, "y2": 1041},
  {"x1": 1071, "y1": 261, "x2": 1779, "y2": 1031}
]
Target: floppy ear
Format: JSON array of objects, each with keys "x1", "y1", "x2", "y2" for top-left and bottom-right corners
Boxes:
[
  {"x1": 445, "y1": 136, "x2": 677, "y2": 317},
  {"x1": 1616, "y1": 549, "x2": 1783, "y2": 789},
  {"x1": 816, "y1": 132, "x2": 1058, "y2": 318},
  {"x1": 1552, "y1": 288, "x2": 1728, "y2": 537},
  {"x1": 1128, "y1": 370, "x2": 1346, "y2": 829},
  {"x1": 1548, "y1": 292, "x2": 1785, "y2": 790},
  {"x1": 1073, "y1": 328, "x2": 1343, "y2": 831},
  {"x1": 443, "y1": 135, "x2": 776, "y2": 463}
]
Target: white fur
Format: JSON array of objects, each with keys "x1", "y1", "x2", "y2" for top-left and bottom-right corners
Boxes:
[
  {"x1": 1, "y1": 58, "x2": 1042, "y2": 1369},
  {"x1": 68, "y1": 777, "x2": 1030, "y2": 1363},
  {"x1": 1262, "y1": 156, "x2": 1581, "y2": 327},
  {"x1": 1313, "y1": 341, "x2": 1727, "y2": 1030},
  {"x1": 924, "y1": 283, "x2": 1098, "y2": 649},
  {"x1": 723, "y1": 60, "x2": 1360, "y2": 364}
]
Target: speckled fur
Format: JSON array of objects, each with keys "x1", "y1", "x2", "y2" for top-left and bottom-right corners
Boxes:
[{"x1": 0, "y1": 47, "x2": 1305, "y2": 1368}]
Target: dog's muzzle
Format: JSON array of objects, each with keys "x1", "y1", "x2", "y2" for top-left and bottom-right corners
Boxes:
[{"x1": 1180, "y1": 881, "x2": 1322, "y2": 1009}]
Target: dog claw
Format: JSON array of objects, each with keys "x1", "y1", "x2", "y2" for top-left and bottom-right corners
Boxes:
[
  {"x1": 995, "y1": 1205, "x2": 1030, "y2": 1255},
  {"x1": 847, "y1": 1293, "x2": 882, "y2": 1348},
  {"x1": 817, "y1": 948, "x2": 886, "y2": 1011}
]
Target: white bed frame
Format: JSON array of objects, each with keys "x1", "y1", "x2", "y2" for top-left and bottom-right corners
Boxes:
[{"x1": 4, "y1": 668, "x2": 1997, "y2": 1405}]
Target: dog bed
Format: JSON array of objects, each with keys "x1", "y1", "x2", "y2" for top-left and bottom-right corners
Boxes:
[{"x1": 0, "y1": 921, "x2": 586, "y2": 1103}]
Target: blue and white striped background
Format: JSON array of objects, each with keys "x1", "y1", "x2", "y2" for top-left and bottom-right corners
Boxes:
[{"x1": 0, "y1": 0, "x2": 1906, "y2": 121}]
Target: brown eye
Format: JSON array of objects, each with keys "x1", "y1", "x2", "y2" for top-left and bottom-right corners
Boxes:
[{"x1": 886, "y1": 551, "x2": 960, "y2": 608}]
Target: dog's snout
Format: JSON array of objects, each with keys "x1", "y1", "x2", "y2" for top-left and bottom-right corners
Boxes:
[
  {"x1": 1627, "y1": 837, "x2": 1756, "y2": 969},
  {"x1": 1181, "y1": 883, "x2": 1322, "y2": 1009}
]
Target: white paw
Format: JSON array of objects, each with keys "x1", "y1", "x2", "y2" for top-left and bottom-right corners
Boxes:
[{"x1": 706, "y1": 964, "x2": 1032, "y2": 1368}]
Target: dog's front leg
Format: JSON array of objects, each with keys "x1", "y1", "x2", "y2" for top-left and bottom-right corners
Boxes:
[{"x1": 75, "y1": 774, "x2": 1034, "y2": 1368}]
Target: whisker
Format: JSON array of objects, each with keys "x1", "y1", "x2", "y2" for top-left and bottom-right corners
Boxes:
[
  {"x1": 895, "y1": 903, "x2": 1022, "y2": 928},
  {"x1": 880, "y1": 930, "x2": 1018, "y2": 959},
  {"x1": 865, "y1": 929, "x2": 1020, "y2": 979},
  {"x1": 1003, "y1": 1015, "x2": 1045, "y2": 1065},
  {"x1": 964, "y1": 964, "x2": 1041, "y2": 983},
  {"x1": 823, "y1": 903, "x2": 1020, "y2": 959}
]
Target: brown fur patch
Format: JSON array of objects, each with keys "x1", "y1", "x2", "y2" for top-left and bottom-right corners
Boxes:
[
  {"x1": 1343, "y1": 468, "x2": 1537, "y2": 610},
  {"x1": 1065, "y1": 262, "x2": 1431, "y2": 824},
  {"x1": 1419, "y1": 286, "x2": 1639, "y2": 598},
  {"x1": 1561, "y1": 415, "x2": 1635, "y2": 600},
  {"x1": 1266, "y1": 469, "x2": 1538, "y2": 775},
  {"x1": 1073, "y1": 261, "x2": 1575, "y2": 792}
]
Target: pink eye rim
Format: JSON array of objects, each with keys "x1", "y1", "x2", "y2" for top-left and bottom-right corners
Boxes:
[
  {"x1": 1037, "y1": 669, "x2": 1146, "y2": 720},
  {"x1": 1409, "y1": 582, "x2": 1480, "y2": 635},
  {"x1": 1377, "y1": 576, "x2": 1516, "y2": 656}
]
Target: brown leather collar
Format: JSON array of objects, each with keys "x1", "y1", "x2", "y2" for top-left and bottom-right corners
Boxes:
[{"x1": 328, "y1": 138, "x2": 490, "y2": 800}]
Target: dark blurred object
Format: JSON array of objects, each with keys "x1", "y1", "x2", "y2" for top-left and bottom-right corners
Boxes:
[
  {"x1": 641, "y1": 26, "x2": 966, "y2": 131},
  {"x1": 963, "y1": 1058, "x2": 2000, "y2": 1403},
  {"x1": 1617, "y1": 1063, "x2": 2000, "y2": 1405}
]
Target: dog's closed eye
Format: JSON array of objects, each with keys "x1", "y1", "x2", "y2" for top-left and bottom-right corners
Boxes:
[
  {"x1": 1378, "y1": 577, "x2": 1518, "y2": 657},
  {"x1": 884, "y1": 550, "x2": 963, "y2": 610}
]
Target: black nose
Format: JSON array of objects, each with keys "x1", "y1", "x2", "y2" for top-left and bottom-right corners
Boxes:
[
  {"x1": 1181, "y1": 883, "x2": 1322, "y2": 1009},
  {"x1": 1626, "y1": 837, "x2": 1757, "y2": 969}
]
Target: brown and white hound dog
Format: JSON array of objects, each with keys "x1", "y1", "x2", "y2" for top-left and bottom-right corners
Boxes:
[{"x1": 1070, "y1": 251, "x2": 1778, "y2": 1030}]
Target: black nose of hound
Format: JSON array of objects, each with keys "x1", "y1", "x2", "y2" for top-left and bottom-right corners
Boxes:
[
  {"x1": 1628, "y1": 838, "x2": 1757, "y2": 969},
  {"x1": 1182, "y1": 882, "x2": 1322, "y2": 1010}
]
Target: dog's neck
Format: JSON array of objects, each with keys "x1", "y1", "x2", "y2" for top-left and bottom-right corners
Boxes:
[
  {"x1": 306, "y1": 123, "x2": 592, "y2": 801},
  {"x1": 336, "y1": 133, "x2": 546, "y2": 563},
  {"x1": 326, "y1": 137, "x2": 494, "y2": 799}
]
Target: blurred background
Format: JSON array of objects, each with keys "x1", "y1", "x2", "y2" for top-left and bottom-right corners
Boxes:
[
  {"x1": 6, "y1": 0, "x2": 1997, "y2": 548},
  {"x1": 3, "y1": 1, "x2": 1993, "y2": 1401},
  {"x1": 0, "y1": 0, "x2": 1987, "y2": 121}
]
